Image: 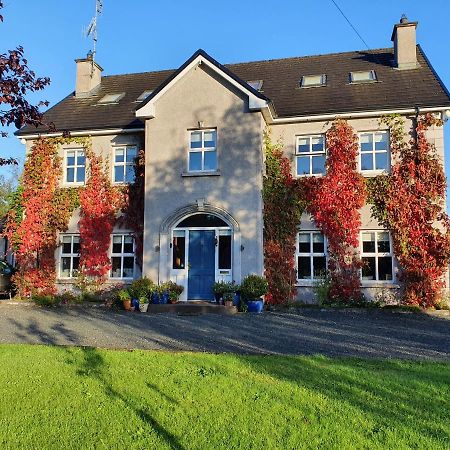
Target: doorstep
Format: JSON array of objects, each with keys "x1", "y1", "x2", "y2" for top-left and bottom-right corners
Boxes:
[{"x1": 147, "y1": 301, "x2": 238, "y2": 315}]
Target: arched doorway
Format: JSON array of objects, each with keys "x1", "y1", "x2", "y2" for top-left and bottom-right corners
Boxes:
[{"x1": 171, "y1": 213, "x2": 233, "y2": 300}]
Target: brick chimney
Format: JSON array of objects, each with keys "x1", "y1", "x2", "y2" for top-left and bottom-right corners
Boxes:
[
  {"x1": 75, "y1": 51, "x2": 103, "y2": 97},
  {"x1": 391, "y1": 15, "x2": 418, "y2": 70}
]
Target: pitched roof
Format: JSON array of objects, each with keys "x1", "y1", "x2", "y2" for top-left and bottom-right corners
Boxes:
[{"x1": 17, "y1": 45, "x2": 450, "y2": 136}]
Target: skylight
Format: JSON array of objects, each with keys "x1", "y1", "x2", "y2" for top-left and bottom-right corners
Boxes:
[
  {"x1": 97, "y1": 93, "x2": 125, "y2": 104},
  {"x1": 247, "y1": 80, "x2": 263, "y2": 91},
  {"x1": 300, "y1": 74, "x2": 326, "y2": 88},
  {"x1": 349, "y1": 70, "x2": 377, "y2": 83},
  {"x1": 135, "y1": 90, "x2": 154, "y2": 102}
]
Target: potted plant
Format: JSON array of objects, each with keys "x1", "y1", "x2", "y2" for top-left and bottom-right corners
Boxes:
[
  {"x1": 129, "y1": 277, "x2": 155, "y2": 304},
  {"x1": 212, "y1": 281, "x2": 228, "y2": 304},
  {"x1": 165, "y1": 281, "x2": 184, "y2": 303},
  {"x1": 223, "y1": 292, "x2": 234, "y2": 307},
  {"x1": 240, "y1": 275, "x2": 269, "y2": 313},
  {"x1": 118, "y1": 289, "x2": 132, "y2": 311},
  {"x1": 139, "y1": 294, "x2": 149, "y2": 312}
]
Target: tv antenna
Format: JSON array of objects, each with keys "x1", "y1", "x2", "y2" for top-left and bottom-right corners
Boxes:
[{"x1": 83, "y1": 0, "x2": 103, "y2": 71}]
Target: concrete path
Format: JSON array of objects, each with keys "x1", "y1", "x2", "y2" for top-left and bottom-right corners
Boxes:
[{"x1": 0, "y1": 304, "x2": 449, "y2": 360}]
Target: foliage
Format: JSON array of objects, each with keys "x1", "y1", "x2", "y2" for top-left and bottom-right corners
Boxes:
[
  {"x1": 240, "y1": 274, "x2": 269, "y2": 300},
  {"x1": 312, "y1": 274, "x2": 332, "y2": 306},
  {"x1": 367, "y1": 114, "x2": 450, "y2": 307},
  {"x1": 212, "y1": 280, "x2": 237, "y2": 295},
  {"x1": 0, "y1": 2, "x2": 51, "y2": 163},
  {"x1": 305, "y1": 120, "x2": 366, "y2": 304},
  {"x1": 32, "y1": 294, "x2": 59, "y2": 307},
  {"x1": 128, "y1": 277, "x2": 155, "y2": 300},
  {"x1": 160, "y1": 280, "x2": 184, "y2": 296},
  {"x1": 117, "y1": 289, "x2": 131, "y2": 302},
  {"x1": 0, "y1": 164, "x2": 19, "y2": 217},
  {"x1": 262, "y1": 131, "x2": 305, "y2": 304}
]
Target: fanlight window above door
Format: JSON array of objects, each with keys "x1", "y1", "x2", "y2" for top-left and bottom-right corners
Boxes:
[{"x1": 176, "y1": 213, "x2": 228, "y2": 228}]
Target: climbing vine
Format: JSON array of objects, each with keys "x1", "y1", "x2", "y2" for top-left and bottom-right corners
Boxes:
[
  {"x1": 367, "y1": 114, "x2": 450, "y2": 307},
  {"x1": 305, "y1": 120, "x2": 366, "y2": 304},
  {"x1": 262, "y1": 131, "x2": 305, "y2": 304}
]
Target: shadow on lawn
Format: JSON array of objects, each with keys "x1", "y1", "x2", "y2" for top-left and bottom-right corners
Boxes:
[
  {"x1": 238, "y1": 355, "x2": 450, "y2": 445},
  {"x1": 69, "y1": 347, "x2": 185, "y2": 450}
]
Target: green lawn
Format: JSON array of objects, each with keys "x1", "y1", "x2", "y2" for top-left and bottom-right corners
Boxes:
[{"x1": 0, "y1": 345, "x2": 448, "y2": 449}]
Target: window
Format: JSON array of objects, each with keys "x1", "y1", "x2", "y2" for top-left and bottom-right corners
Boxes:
[
  {"x1": 65, "y1": 149, "x2": 85, "y2": 184},
  {"x1": 60, "y1": 235, "x2": 80, "y2": 278},
  {"x1": 218, "y1": 229, "x2": 232, "y2": 270},
  {"x1": 97, "y1": 93, "x2": 125, "y2": 104},
  {"x1": 113, "y1": 146, "x2": 137, "y2": 183},
  {"x1": 188, "y1": 130, "x2": 217, "y2": 172},
  {"x1": 172, "y1": 230, "x2": 186, "y2": 269},
  {"x1": 359, "y1": 131, "x2": 389, "y2": 172},
  {"x1": 300, "y1": 74, "x2": 326, "y2": 87},
  {"x1": 361, "y1": 231, "x2": 393, "y2": 282},
  {"x1": 110, "y1": 235, "x2": 135, "y2": 279},
  {"x1": 296, "y1": 135, "x2": 326, "y2": 176},
  {"x1": 247, "y1": 80, "x2": 263, "y2": 91},
  {"x1": 349, "y1": 70, "x2": 377, "y2": 83},
  {"x1": 135, "y1": 90, "x2": 154, "y2": 102},
  {"x1": 296, "y1": 231, "x2": 326, "y2": 281}
]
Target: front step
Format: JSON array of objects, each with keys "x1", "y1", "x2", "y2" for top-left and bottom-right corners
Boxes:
[{"x1": 147, "y1": 302, "x2": 238, "y2": 315}]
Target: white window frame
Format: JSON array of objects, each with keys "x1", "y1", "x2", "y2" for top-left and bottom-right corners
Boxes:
[
  {"x1": 296, "y1": 231, "x2": 327, "y2": 283},
  {"x1": 295, "y1": 135, "x2": 326, "y2": 177},
  {"x1": 349, "y1": 70, "x2": 377, "y2": 83},
  {"x1": 59, "y1": 234, "x2": 80, "y2": 279},
  {"x1": 112, "y1": 145, "x2": 138, "y2": 184},
  {"x1": 64, "y1": 148, "x2": 86, "y2": 185},
  {"x1": 359, "y1": 131, "x2": 390, "y2": 175},
  {"x1": 188, "y1": 129, "x2": 218, "y2": 173},
  {"x1": 360, "y1": 230, "x2": 394, "y2": 283},
  {"x1": 110, "y1": 234, "x2": 135, "y2": 280},
  {"x1": 300, "y1": 74, "x2": 327, "y2": 88}
]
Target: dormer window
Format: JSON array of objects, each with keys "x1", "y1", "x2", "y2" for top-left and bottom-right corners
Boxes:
[
  {"x1": 349, "y1": 70, "x2": 377, "y2": 83},
  {"x1": 247, "y1": 80, "x2": 263, "y2": 91},
  {"x1": 135, "y1": 90, "x2": 154, "y2": 102},
  {"x1": 97, "y1": 93, "x2": 125, "y2": 104},
  {"x1": 300, "y1": 74, "x2": 326, "y2": 88}
]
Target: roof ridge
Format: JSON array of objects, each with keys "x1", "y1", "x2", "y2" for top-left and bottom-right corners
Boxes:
[{"x1": 102, "y1": 68, "x2": 176, "y2": 79}]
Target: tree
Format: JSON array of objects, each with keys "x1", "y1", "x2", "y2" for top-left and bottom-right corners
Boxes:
[
  {"x1": 0, "y1": 161, "x2": 20, "y2": 217},
  {"x1": 0, "y1": 1, "x2": 50, "y2": 164}
]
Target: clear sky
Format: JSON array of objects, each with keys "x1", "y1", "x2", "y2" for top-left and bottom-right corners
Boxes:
[{"x1": 1, "y1": 0, "x2": 450, "y2": 192}]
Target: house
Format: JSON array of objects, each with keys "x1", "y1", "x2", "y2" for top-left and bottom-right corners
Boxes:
[{"x1": 15, "y1": 17, "x2": 450, "y2": 302}]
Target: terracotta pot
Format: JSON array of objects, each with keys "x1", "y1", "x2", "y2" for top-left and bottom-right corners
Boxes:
[{"x1": 123, "y1": 299, "x2": 132, "y2": 311}]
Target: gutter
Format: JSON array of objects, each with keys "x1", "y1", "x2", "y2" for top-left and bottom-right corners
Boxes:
[{"x1": 17, "y1": 127, "x2": 145, "y2": 141}]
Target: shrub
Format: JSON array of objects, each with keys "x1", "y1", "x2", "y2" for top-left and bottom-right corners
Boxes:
[
  {"x1": 128, "y1": 277, "x2": 155, "y2": 300},
  {"x1": 161, "y1": 281, "x2": 184, "y2": 296},
  {"x1": 240, "y1": 275, "x2": 269, "y2": 300},
  {"x1": 55, "y1": 291, "x2": 82, "y2": 305},
  {"x1": 313, "y1": 275, "x2": 332, "y2": 306},
  {"x1": 32, "y1": 295, "x2": 60, "y2": 307},
  {"x1": 117, "y1": 289, "x2": 131, "y2": 302}
]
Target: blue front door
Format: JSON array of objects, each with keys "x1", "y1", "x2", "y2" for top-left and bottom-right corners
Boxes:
[{"x1": 188, "y1": 230, "x2": 215, "y2": 300}]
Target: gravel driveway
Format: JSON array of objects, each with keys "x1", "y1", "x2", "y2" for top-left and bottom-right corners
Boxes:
[{"x1": 0, "y1": 304, "x2": 449, "y2": 360}]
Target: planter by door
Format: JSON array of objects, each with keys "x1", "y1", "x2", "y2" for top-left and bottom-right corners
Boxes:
[{"x1": 188, "y1": 230, "x2": 215, "y2": 300}]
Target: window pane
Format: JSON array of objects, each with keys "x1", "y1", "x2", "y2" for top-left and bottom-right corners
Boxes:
[
  {"x1": 66, "y1": 168, "x2": 75, "y2": 183},
  {"x1": 114, "y1": 166, "x2": 124, "y2": 183},
  {"x1": 123, "y1": 236, "x2": 134, "y2": 253},
  {"x1": 189, "y1": 152, "x2": 202, "y2": 171},
  {"x1": 73, "y1": 237, "x2": 80, "y2": 255},
  {"x1": 123, "y1": 257, "x2": 134, "y2": 278},
  {"x1": 375, "y1": 153, "x2": 388, "y2": 171},
  {"x1": 298, "y1": 137, "x2": 310, "y2": 153},
  {"x1": 190, "y1": 132, "x2": 202, "y2": 148},
  {"x1": 362, "y1": 257, "x2": 376, "y2": 280},
  {"x1": 76, "y1": 167, "x2": 85, "y2": 183},
  {"x1": 126, "y1": 147, "x2": 137, "y2": 163},
  {"x1": 77, "y1": 152, "x2": 85, "y2": 165},
  {"x1": 296, "y1": 156, "x2": 310, "y2": 176},
  {"x1": 112, "y1": 236, "x2": 122, "y2": 254},
  {"x1": 311, "y1": 136, "x2": 324, "y2": 152},
  {"x1": 125, "y1": 165, "x2": 135, "y2": 183},
  {"x1": 115, "y1": 149, "x2": 125, "y2": 163},
  {"x1": 203, "y1": 131, "x2": 216, "y2": 148},
  {"x1": 172, "y1": 235, "x2": 186, "y2": 269},
  {"x1": 72, "y1": 257, "x2": 80, "y2": 274},
  {"x1": 66, "y1": 152, "x2": 75, "y2": 166},
  {"x1": 111, "y1": 257, "x2": 121, "y2": 278},
  {"x1": 298, "y1": 233, "x2": 311, "y2": 253},
  {"x1": 61, "y1": 257, "x2": 71, "y2": 277},
  {"x1": 312, "y1": 155, "x2": 325, "y2": 175},
  {"x1": 219, "y1": 235, "x2": 231, "y2": 270},
  {"x1": 377, "y1": 232, "x2": 390, "y2": 253},
  {"x1": 313, "y1": 256, "x2": 326, "y2": 278},
  {"x1": 298, "y1": 257, "x2": 311, "y2": 279},
  {"x1": 62, "y1": 237, "x2": 72, "y2": 254},
  {"x1": 312, "y1": 234, "x2": 324, "y2": 253},
  {"x1": 361, "y1": 153, "x2": 373, "y2": 171},
  {"x1": 204, "y1": 150, "x2": 217, "y2": 171},
  {"x1": 362, "y1": 232, "x2": 375, "y2": 253},
  {"x1": 360, "y1": 134, "x2": 373, "y2": 152},
  {"x1": 378, "y1": 257, "x2": 393, "y2": 281},
  {"x1": 375, "y1": 132, "x2": 388, "y2": 151}
]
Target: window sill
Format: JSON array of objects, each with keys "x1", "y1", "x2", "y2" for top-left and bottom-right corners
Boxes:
[
  {"x1": 361, "y1": 170, "x2": 389, "y2": 177},
  {"x1": 361, "y1": 281, "x2": 399, "y2": 288},
  {"x1": 181, "y1": 170, "x2": 221, "y2": 177}
]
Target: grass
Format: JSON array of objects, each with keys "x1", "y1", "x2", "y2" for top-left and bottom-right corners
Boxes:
[{"x1": 0, "y1": 345, "x2": 448, "y2": 449}]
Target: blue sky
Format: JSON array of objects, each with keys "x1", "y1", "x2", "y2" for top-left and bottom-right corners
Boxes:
[{"x1": 1, "y1": 0, "x2": 450, "y2": 188}]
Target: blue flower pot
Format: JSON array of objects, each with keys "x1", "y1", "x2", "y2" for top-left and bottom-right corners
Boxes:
[
  {"x1": 246, "y1": 299, "x2": 264, "y2": 313},
  {"x1": 161, "y1": 292, "x2": 170, "y2": 304},
  {"x1": 151, "y1": 292, "x2": 160, "y2": 304},
  {"x1": 233, "y1": 292, "x2": 240, "y2": 306},
  {"x1": 131, "y1": 298, "x2": 140, "y2": 311}
]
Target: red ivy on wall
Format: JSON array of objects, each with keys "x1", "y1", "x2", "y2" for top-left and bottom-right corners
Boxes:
[
  {"x1": 368, "y1": 114, "x2": 450, "y2": 307},
  {"x1": 305, "y1": 120, "x2": 366, "y2": 303}
]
